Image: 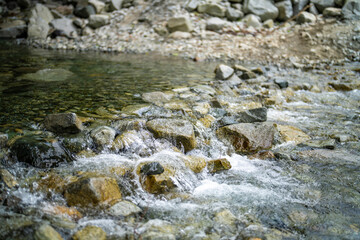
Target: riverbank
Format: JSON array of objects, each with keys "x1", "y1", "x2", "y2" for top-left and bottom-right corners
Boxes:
[{"x1": 1, "y1": 0, "x2": 359, "y2": 66}]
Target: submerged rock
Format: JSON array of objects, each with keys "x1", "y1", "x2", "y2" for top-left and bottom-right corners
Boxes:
[
  {"x1": 44, "y1": 113, "x2": 83, "y2": 134},
  {"x1": 64, "y1": 176, "x2": 122, "y2": 207},
  {"x1": 146, "y1": 119, "x2": 196, "y2": 152},
  {"x1": 217, "y1": 123, "x2": 276, "y2": 153},
  {"x1": 72, "y1": 225, "x2": 106, "y2": 240},
  {"x1": 19, "y1": 68, "x2": 74, "y2": 82},
  {"x1": 10, "y1": 134, "x2": 74, "y2": 168},
  {"x1": 207, "y1": 158, "x2": 232, "y2": 173},
  {"x1": 34, "y1": 224, "x2": 63, "y2": 240}
]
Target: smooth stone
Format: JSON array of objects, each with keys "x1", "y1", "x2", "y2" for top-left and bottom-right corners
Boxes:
[
  {"x1": 311, "y1": 0, "x2": 335, "y2": 12},
  {"x1": 263, "y1": 19, "x2": 274, "y2": 28},
  {"x1": 88, "y1": 14, "x2": 109, "y2": 29},
  {"x1": 142, "y1": 91, "x2": 173, "y2": 105},
  {"x1": 107, "y1": 200, "x2": 142, "y2": 217},
  {"x1": 34, "y1": 224, "x2": 63, "y2": 240},
  {"x1": 64, "y1": 176, "x2": 122, "y2": 207},
  {"x1": 72, "y1": 225, "x2": 106, "y2": 240},
  {"x1": 168, "y1": 31, "x2": 192, "y2": 39},
  {"x1": 226, "y1": 7, "x2": 244, "y2": 21},
  {"x1": 274, "y1": 79, "x2": 289, "y2": 88},
  {"x1": 140, "y1": 162, "x2": 165, "y2": 176},
  {"x1": 109, "y1": 0, "x2": 124, "y2": 11},
  {"x1": 74, "y1": 5, "x2": 96, "y2": 18},
  {"x1": 166, "y1": 16, "x2": 193, "y2": 33},
  {"x1": 243, "y1": 14, "x2": 262, "y2": 28},
  {"x1": 185, "y1": 0, "x2": 199, "y2": 12},
  {"x1": 215, "y1": 64, "x2": 234, "y2": 80},
  {"x1": 297, "y1": 12, "x2": 317, "y2": 23},
  {"x1": 88, "y1": 0, "x2": 105, "y2": 13},
  {"x1": 44, "y1": 113, "x2": 83, "y2": 134}
]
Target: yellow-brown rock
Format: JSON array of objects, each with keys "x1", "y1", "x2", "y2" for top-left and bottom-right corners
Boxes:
[
  {"x1": 199, "y1": 114, "x2": 216, "y2": 128},
  {"x1": 277, "y1": 125, "x2": 310, "y2": 144},
  {"x1": 207, "y1": 158, "x2": 232, "y2": 173},
  {"x1": 64, "y1": 176, "x2": 121, "y2": 207},
  {"x1": 0, "y1": 169, "x2": 18, "y2": 188},
  {"x1": 43, "y1": 205, "x2": 83, "y2": 220},
  {"x1": 182, "y1": 155, "x2": 207, "y2": 173},
  {"x1": 72, "y1": 225, "x2": 106, "y2": 240}
]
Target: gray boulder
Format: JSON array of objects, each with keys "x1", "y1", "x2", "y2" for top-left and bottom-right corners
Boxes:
[
  {"x1": 206, "y1": 17, "x2": 227, "y2": 31},
  {"x1": 0, "y1": 20, "x2": 27, "y2": 38},
  {"x1": 197, "y1": 3, "x2": 226, "y2": 17},
  {"x1": 88, "y1": 14, "x2": 110, "y2": 28},
  {"x1": 297, "y1": 11, "x2": 317, "y2": 23},
  {"x1": 109, "y1": 0, "x2": 123, "y2": 11},
  {"x1": 292, "y1": 0, "x2": 310, "y2": 15},
  {"x1": 215, "y1": 64, "x2": 234, "y2": 80},
  {"x1": 185, "y1": 0, "x2": 199, "y2": 12},
  {"x1": 44, "y1": 113, "x2": 83, "y2": 134},
  {"x1": 50, "y1": 18, "x2": 78, "y2": 39},
  {"x1": 342, "y1": 0, "x2": 360, "y2": 19},
  {"x1": 226, "y1": 7, "x2": 244, "y2": 21},
  {"x1": 166, "y1": 16, "x2": 193, "y2": 33},
  {"x1": 146, "y1": 119, "x2": 196, "y2": 152},
  {"x1": 311, "y1": 0, "x2": 335, "y2": 12},
  {"x1": 27, "y1": 4, "x2": 54, "y2": 39},
  {"x1": 243, "y1": 0, "x2": 279, "y2": 21},
  {"x1": 276, "y1": 0, "x2": 294, "y2": 21},
  {"x1": 74, "y1": 4, "x2": 96, "y2": 18},
  {"x1": 216, "y1": 122, "x2": 276, "y2": 153}
]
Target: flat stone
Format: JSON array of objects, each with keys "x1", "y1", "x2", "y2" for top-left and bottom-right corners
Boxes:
[
  {"x1": 142, "y1": 91, "x2": 173, "y2": 105},
  {"x1": 299, "y1": 139, "x2": 336, "y2": 149},
  {"x1": 19, "y1": 68, "x2": 74, "y2": 82},
  {"x1": 146, "y1": 119, "x2": 196, "y2": 152},
  {"x1": 72, "y1": 225, "x2": 106, "y2": 240},
  {"x1": 217, "y1": 122, "x2": 276, "y2": 153},
  {"x1": 166, "y1": 16, "x2": 193, "y2": 33},
  {"x1": 64, "y1": 176, "x2": 122, "y2": 207},
  {"x1": 323, "y1": 7, "x2": 342, "y2": 16},
  {"x1": 44, "y1": 113, "x2": 83, "y2": 134}
]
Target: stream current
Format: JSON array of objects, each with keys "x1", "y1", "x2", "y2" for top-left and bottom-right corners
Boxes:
[{"x1": 0, "y1": 41, "x2": 359, "y2": 239}]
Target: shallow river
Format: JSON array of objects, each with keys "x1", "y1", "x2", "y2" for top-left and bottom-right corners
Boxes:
[{"x1": 0, "y1": 41, "x2": 359, "y2": 240}]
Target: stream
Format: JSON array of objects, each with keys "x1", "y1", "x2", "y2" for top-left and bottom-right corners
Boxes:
[{"x1": 0, "y1": 41, "x2": 359, "y2": 240}]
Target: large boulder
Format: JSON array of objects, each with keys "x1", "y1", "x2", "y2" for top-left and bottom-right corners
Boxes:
[
  {"x1": 276, "y1": 0, "x2": 294, "y2": 21},
  {"x1": 243, "y1": 0, "x2": 279, "y2": 21},
  {"x1": 217, "y1": 123, "x2": 276, "y2": 153},
  {"x1": 146, "y1": 119, "x2": 196, "y2": 152},
  {"x1": 311, "y1": 0, "x2": 335, "y2": 12},
  {"x1": 10, "y1": 134, "x2": 74, "y2": 168},
  {"x1": 50, "y1": 18, "x2": 78, "y2": 39},
  {"x1": 166, "y1": 17, "x2": 193, "y2": 33},
  {"x1": 64, "y1": 176, "x2": 122, "y2": 207},
  {"x1": 342, "y1": 0, "x2": 360, "y2": 19},
  {"x1": 88, "y1": 14, "x2": 109, "y2": 28},
  {"x1": 44, "y1": 113, "x2": 83, "y2": 134},
  {"x1": 198, "y1": 3, "x2": 226, "y2": 17},
  {"x1": 0, "y1": 20, "x2": 27, "y2": 38},
  {"x1": 28, "y1": 4, "x2": 54, "y2": 39}
]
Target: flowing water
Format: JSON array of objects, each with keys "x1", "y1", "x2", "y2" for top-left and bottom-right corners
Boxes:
[{"x1": 0, "y1": 41, "x2": 359, "y2": 239}]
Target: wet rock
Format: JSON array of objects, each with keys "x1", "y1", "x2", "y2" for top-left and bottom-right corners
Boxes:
[
  {"x1": 109, "y1": 0, "x2": 124, "y2": 11},
  {"x1": 277, "y1": 125, "x2": 310, "y2": 144},
  {"x1": 191, "y1": 85, "x2": 217, "y2": 95},
  {"x1": 249, "y1": 150, "x2": 275, "y2": 160},
  {"x1": 185, "y1": 0, "x2": 199, "y2": 12},
  {"x1": 169, "y1": 31, "x2": 192, "y2": 39},
  {"x1": 43, "y1": 205, "x2": 82, "y2": 220},
  {"x1": 276, "y1": 0, "x2": 293, "y2": 21},
  {"x1": 140, "y1": 162, "x2": 165, "y2": 176},
  {"x1": 146, "y1": 119, "x2": 196, "y2": 152},
  {"x1": 0, "y1": 169, "x2": 18, "y2": 189},
  {"x1": 88, "y1": 14, "x2": 109, "y2": 28},
  {"x1": 297, "y1": 11, "x2": 317, "y2": 23},
  {"x1": 207, "y1": 158, "x2": 232, "y2": 173},
  {"x1": 217, "y1": 123, "x2": 276, "y2": 153},
  {"x1": 312, "y1": 0, "x2": 335, "y2": 12},
  {"x1": 72, "y1": 225, "x2": 106, "y2": 240},
  {"x1": 182, "y1": 155, "x2": 207, "y2": 173},
  {"x1": 233, "y1": 64, "x2": 256, "y2": 79},
  {"x1": 140, "y1": 167, "x2": 176, "y2": 194},
  {"x1": 107, "y1": 200, "x2": 142, "y2": 217},
  {"x1": 199, "y1": 114, "x2": 216, "y2": 128},
  {"x1": 323, "y1": 7, "x2": 342, "y2": 17},
  {"x1": 214, "y1": 209, "x2": 237, "y2": 228},
  {"x1": 89, "y1": 0, "x2": 105, "y2": 14},
  {"x1": 299, "y1": 139, "x2": 336, "y2": 149},
  {"x1": 10, "y1": 134, "x2": 74, "y2": 168},
  {"x1": 90, "y1": 126, "x2": 116, "y2": 149},
  {"x1": 226, "y1": 7, "x2": 244, "y2": 21},
  {"x1": 274, "y1": 79, "x2": 289, "y2": 89},
  {"x1": 329, "y1": 82, "x2": 353, "y2": 91},
  {"x1": 111, "y1": 129, "x2": 152, "y2": 156},
  {"x1": 28, "y1": 4, "x2": 54, "y2": 39},
  {"x1": 140, "y1": 219, "x2": 176, "y2": 240},
  {"x1": 50, "y1": 18, "x2": 78, "y2": 39},
  {"x1": 19, "y1": 68, "x2": 74, "y2": 82},
  {"x1": 142, "y1": 91, "x2": 173, "y2": 105},
  {"x1": 112, "y1": 118, "x2": 146, "y2": 131},
  {"x1": 206, "y1": 17, "x2": 227, "y2": 31},
  {"x1": 64, "y1": 176, "x2": 122, "y2": 207},
  {"x1": 243, "y1": 14, "x2": 262, "y2": 28},
  {"x1": 244, "y1": 0, "x2": 279, "y2": 21},
  {"x1": 193, "y1": 102, "x2": 211, "y2": 115},
  {"x1": 0, "y1": 133, "x2": 7, "y2": 148},
  {"x1": 44, "y1": 113, "x2": 83, "y2": 134},
  {"x1": 342, "y1": 0, "x2": 360, "y2": 19},
  {"x1": 166, "y1": 16, "x2": 193, "y2": 33},
  {"x1": 0, "y1": 20, "x2": 27, "y2": 38},
  {"x1": 236, "y1": 107, "x2": 267, "y2": 123},
  {"x1": 198, "y1": 3, "x2": 226, "y2": 17},
  {"x1": 215, "y1": 64, "x2": 234, "y2": 80},
  {"x1": 34, "y1": 224, "x2": 63, "y2": 240},
  {"x1": 74, "y1": 4, "x2": 96, "y2": 18}
]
